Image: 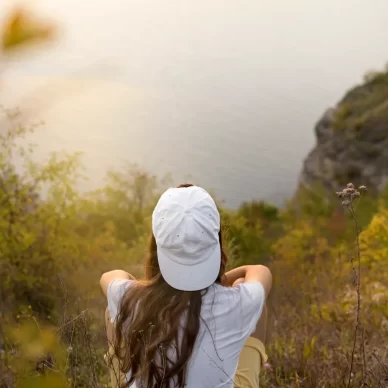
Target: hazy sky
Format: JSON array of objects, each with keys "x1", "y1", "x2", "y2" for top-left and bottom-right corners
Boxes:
[{"x1": 1, "y1": 0, "x2": 388, "y2": 206}]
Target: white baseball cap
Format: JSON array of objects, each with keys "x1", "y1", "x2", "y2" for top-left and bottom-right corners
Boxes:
[{"x1": 152, "y1": 185, "x2": 221, "y2": 291}]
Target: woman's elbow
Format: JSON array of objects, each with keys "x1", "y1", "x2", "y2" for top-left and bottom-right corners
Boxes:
[
  {"x1": 100, "y1": 272, "x2": 107, "y2": 286},
  {"x1": 256, "y1": 265, "x2": 273, "y2": 296},
  {"x1": 100, "y1": 271, "x2": 112, "y2": 294},
  {"x1": 262, "y1": 265, "x2": 273, "y2": 286}
]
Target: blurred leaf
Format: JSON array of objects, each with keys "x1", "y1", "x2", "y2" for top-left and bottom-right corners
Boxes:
[
  {"x1": 19, "y1": 373, "x2": 68, "y2": 388},
  {"x1": 1, "y1": 8, "x2": 56, "y2": 52}
]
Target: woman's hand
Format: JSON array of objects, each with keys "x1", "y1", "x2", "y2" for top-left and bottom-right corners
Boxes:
[
  {"x1": 224, "y1": 266, "x2": 249, "y2": 286},
  {"x1": 225, "y1": 265, "x2": 272, "y2": 298}
]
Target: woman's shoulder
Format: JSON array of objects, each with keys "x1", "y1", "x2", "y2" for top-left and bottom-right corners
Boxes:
[
  {"x1": 107, "y1": 278, "x2": 137, "y2": 322},
  {"x1": 108, "y1": 278, "x2": 136, "y2": 295},
  {"x1": 200, "y1": 282, "x2": 266, "y2": 333},
  {"x1": 204, "y1": 282, "x2": 265, "y2": 307},
  {"x1": 203, "y1": 283, "x2": 241, "y2": 304}
]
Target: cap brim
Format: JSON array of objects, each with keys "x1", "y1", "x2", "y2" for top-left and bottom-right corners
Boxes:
[{"x1": 157, "y1": 244, "x2": 221, "y2": 291}]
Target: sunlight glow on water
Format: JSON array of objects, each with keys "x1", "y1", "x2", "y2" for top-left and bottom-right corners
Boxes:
[{"x1": 2, "y1": 0, "x2": 388, "y2": 207}]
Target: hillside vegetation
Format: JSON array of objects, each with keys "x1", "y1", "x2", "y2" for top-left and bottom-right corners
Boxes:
[
  {"x1": 300, "y1": 64, "x2": 388, "y2": 197},
  {"x1": 334, "y1": 68, "x2": 388, "y2": 135},
  {"x1": 0, "y1": 107, "x2": 387, "y2": 388}
]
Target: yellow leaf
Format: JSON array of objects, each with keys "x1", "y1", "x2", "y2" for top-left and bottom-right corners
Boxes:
[{"x1": 2, "y1": 8, "x2": 55, "y2": 51}]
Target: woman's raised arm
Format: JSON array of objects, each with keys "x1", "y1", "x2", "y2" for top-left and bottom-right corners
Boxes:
[{"x1": 99, "y1": 270, "x2": 136, "y2": 296}]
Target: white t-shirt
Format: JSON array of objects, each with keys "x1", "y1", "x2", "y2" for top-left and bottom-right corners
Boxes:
[{"x1": 107, "y1": 279, "x2": 265, "y2": 388}]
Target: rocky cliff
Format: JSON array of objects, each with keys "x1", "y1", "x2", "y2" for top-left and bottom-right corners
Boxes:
[{"x1": 299, "y1": 68, "x2": 388, "y2": 195}]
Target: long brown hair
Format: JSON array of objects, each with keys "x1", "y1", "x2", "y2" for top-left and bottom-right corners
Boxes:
[{"x1": 114, "y1": 184, "x2": 228, "y2": 388}]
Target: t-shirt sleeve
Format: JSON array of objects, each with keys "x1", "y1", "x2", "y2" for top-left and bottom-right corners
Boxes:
[
  {"x1": 107, "y1": 278, "x2": 134, "y2": 323},
  {"x1": 238, "y1": 281, "x2": 266, "y2": 336}
]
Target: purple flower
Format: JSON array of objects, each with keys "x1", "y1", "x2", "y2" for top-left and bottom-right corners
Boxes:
[{"x1": 264, "y1": 362, "x2": 271, "y2": 370}]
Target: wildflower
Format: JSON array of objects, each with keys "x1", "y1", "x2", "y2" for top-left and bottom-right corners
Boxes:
[
  {"x1": 336, "y1": 183, "x2": 366, "y2": 206},
  {"x1": 343, "y1": 188, "x2": 352, "y2": 196},
  {"x1": 264, "y1": 362, "x2": 271, "y2": 370}
]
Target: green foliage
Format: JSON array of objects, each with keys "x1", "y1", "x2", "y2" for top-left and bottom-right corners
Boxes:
[
  {"x1": 0, "y1": 108, "x2": 84, "y2": 315},
  {"x1": 238, "y1": 200, "x2": 279, "y2": 225},
  {"x1": 223, "y1": 210, "x2": 271, "y2": 267},
  {"x1": 0, "y1": 307, "x2": 110, "y2": 388},
  {"x1": 82, "y1": 164, "x2": 167, "y2": 249},
  {"x1": 360, "y1": 204, "x2": 388, "y2": 277},
  {"x1": 333, "y1": 66, "x2": 388, "y2": 134}
]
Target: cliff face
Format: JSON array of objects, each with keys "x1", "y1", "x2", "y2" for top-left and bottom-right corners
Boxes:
[{"x1": 299, "y1": 69, "x2": 388, "y2": 194}]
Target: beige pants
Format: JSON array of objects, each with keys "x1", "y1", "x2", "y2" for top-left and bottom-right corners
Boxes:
[{"x1": 104, "y1": 336, "x2": 267, "y2": 388}]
